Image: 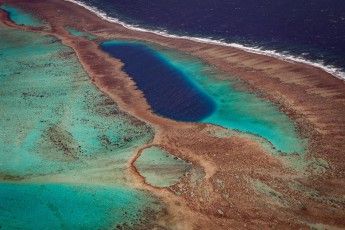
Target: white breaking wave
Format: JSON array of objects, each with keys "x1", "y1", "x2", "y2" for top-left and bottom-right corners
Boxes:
[{"x1": 65, "y1": 0, "x2": 345, "y2": 81}]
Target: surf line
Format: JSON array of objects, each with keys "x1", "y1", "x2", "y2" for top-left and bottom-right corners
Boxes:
[{"x1": 65, "y1": 0, "x2": 345, "y2": 81}]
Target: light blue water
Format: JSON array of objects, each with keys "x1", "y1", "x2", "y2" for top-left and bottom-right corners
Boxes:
[
  {"x1": 101, "y1": 41, "x2": 307, "y2": 154},
  {"x1": 0, "y1": 15, "x2": 162, "y2": 229},
  {"x1": 160, "y1": 47, "x2": 308, "y2": 154},
  {"x1": 0, "y1": 22, "x2": 153, "y2": 178},
  {"x1": 0, "y1": 182, "x2": 161, "y2": 229},
  {"x1": 0, "y1": 5, "x2": 44, "y2": 27},
  {"x1": 0, "y1": 5, "x2": 309, "y2": 227},
  {"x1": 65, "y1": 26, "x2": 96, "y2": 40}
]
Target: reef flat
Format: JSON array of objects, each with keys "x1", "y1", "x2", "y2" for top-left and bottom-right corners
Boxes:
[
  {"x1": 0, "y1": 9, "x2": 165, "y2": 229},
  {"x1": 0, "y1": 17, "x2": 154, "y2": 178},
  {"x1": 134, "y1": 146, "x2": 192, "y2": 188},
  {"x1": 101, "y1": 41, "x2": 307, "y2": 154},
  {"x1": 1, "y1": 0, "x2": 345, "y2": 229}
]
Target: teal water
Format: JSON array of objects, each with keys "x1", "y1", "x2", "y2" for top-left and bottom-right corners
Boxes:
[
  {"x1": 134, "y1": 146, "x2": 192, "y2": 187},
  {"x1": 0, "y1": 22, "x2": 153, "y2": 177},
  {"x1": 159, "y1": 47, "x2": 308, "y2": 154},
  {"x1": 0, "y1": 5, "x2": 44, "y2": 27},
  {"x1": 65, "y1": 26, "x2": 95, "y2": 40},
  {"x1": 0, "y1": 5, "x2": 308, "y2": 227},
  {"x1": 0, "y1": 18, "x2": 162, "y2": 228},
  {"x1": 0, "y1": 183, "x2": 160, "y2": 229},
  {"x1": 102, "y1": 41, "x2": 307, "y2": 154}
]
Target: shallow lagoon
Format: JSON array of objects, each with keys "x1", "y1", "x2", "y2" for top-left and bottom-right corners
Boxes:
[
  {"x1": 65, "y1": 26, "x2": 96, "y2": 40},
  {"x1": 0, "y1": 183, "x2": 160, "y2": 229},
  {"x1": 101, "y1": 41, "x2": 307, "y2": 154},
  {"x1": 0, "y1": 15, "x2": 162, "y2": 228},
  {"x1": 0, "y1": 22, "x2": 153, "y2": 177},
  {"x1": 161, "y1": 49, "x2": 308, "y2": 154},
  {"x1": 0, "y1": 5, "x2": 44, "y2": 27},
  {"x1": 0, "y1": 5, "x2": 307, "y2": 228}
]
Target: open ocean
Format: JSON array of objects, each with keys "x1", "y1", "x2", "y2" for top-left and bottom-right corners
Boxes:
[{"x1": 69, "y1": 0, "x2": 345, "y2": 80}]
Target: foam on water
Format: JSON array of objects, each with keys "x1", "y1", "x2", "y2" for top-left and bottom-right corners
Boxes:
[
  {"x1": 101, "y1": 41, "x2": 307, "y2": 154},
  {"x1": 65, "y1": 0, "x2": 345, "y2": 81}
]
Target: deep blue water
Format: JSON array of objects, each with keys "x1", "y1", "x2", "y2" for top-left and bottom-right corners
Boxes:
[
  {"x1": 101, "y1": 41, "x2": 306, "y2": 153},
  {"x1": 101, "y1": 41, "x2": 217, "y2": 121},
  {"x1": 77, "y1": 0, "x2": 345, "y2": 78}
]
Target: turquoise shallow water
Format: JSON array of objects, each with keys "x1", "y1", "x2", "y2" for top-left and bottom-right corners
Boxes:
[
  {"x1": 0, "y1": 22, "x2": 153, "y2": 177},
  {"x1": 0, "y1": 5, "x2": 44, "y2": 27},
  {"x1": 0, "y1": 5, "x2": 308, "y2": 227},
  {"x1": 0, "y1": 17, "x2": 162, "y2": 228},
  {"x1": 0, "y1": 183, "x2": 160, "y2": 229},
  {"x1": 65, "y1": 26, "x2": 95, "y2": 40},
  {"x1": 101, "y1": 41, "x2": 307, "y2": 154},
  {"x1": 156, "y1": 46, "x2": 308, "y2": 154}
]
